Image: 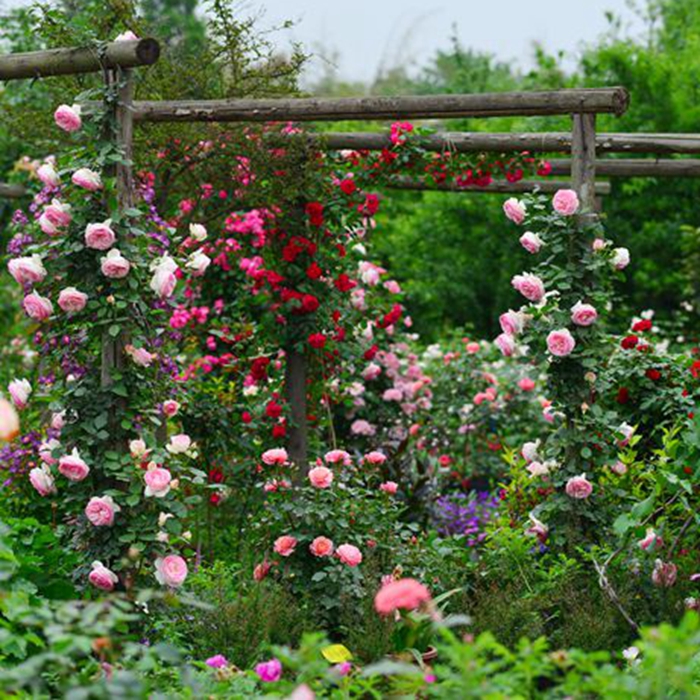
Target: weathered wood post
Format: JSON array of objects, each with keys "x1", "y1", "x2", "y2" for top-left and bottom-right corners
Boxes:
[{"x1": 571, "y1": 113, "x2": 598, "y2": 214}]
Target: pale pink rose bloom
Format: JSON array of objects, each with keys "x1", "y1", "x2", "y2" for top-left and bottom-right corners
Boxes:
[
  {"x1": 155, "y1": 554, "x2": 188, "y2": 587},
  {"x1": 512, "y1": 273, "x2": 545, "y2": 303},
  {"x1": 526, "y1": 515, "x2": 549, "y2": 543},
  {"x1": 336, "y1": 543, "x2": 362, "y2": 567},
  {"x1": 547, "y1": 329, "x2": 576, "y2": 357},
  {"x1": 0, "y1": 398, "x2": 20, "y2": 441},
  {"x1": 358, "y1": 261, "x2": 385, "y2": 286},
  {"x1": 125, "y1": 345, "x2": 156, "y2": 367},
  {"x1": 167, "y1": 434, "x2": 191, "y2": 454},
  {"x1": 144, "y1": 466, "x2": 172, "y2": 497},
  {"x1": 274, "y1": 535, "x2": 297, "y2": 557},
  {"x1": 29, "y1": 465, "x2": 56, "y2": 496},
  {"x1": 8, "y1": 255, "x2": 47, "y2": 286},
  {"x1": 85, "y1": 220, "x2": 116, "y2": 250},
  {"x1": 466, "y1": 341, "x2": 480, "y2": 354},
  {"x1": 570, "y1": 301, "x2": 598, "y2": 327},
  {"x1": 324, "y1": 449, "x2": 352, "y2": 466},
  {"x1": 185, "y1": 250, "x2": 211, "y2": 277},
  {"x1": 115, "y1": 30, "x2": 139, "y2": 41},
  {"x1": 51, "y1": 411, "x2": 66, "y2": 431},
  {"x1": 23, "y1": 292, "x2": 53, "y2": 321},
  {"x1": 351, "y1": 288, "x2": 367, "y2": 310},
  {"x1": 43, "y1": 199, "x2": 72, "y2": 228},
  {"x1": 518, "y1": 377, "x2": 536, "y2": 391},
  {"x1": 89, "y1": 561, "x2": 118, "y2": 591},
  {"x1": 129, "y1": 438, "x2": 149, "y2": 458},
  {"x1": 384, "y1": 280, "x2": 401, "y2": 294},
  {"x1": 380, "y1": 481, "x2": 398, "y2": 494},
  {"x1": 54, "y1": 104, "x2": 82, "y2": 132},
  {"x1": 565, "y1": 473, "x2": 593, "y2": 499},
  {"x1": 101, "y1": 249, "x2": 131, "y2": 278},
  {"x1": 612, "y1": 247, "x2": 630, "y2": 270},
  {"x1": 552, "y1": 189, "x2": 579, "y2": 216},
  {"x1": 616, "y1": 422, "x2": 635, "y2": 447},
  {"x1": 39, "y1": 438, "x2": 60, "y2": 465},
  {"x1": 253, "y1": 560, "x2": 272, "y2": 581},
  {"x1": 526, "y1": 461, "x2": 550, "y2": 478},
  {"x1": 364, "y1": 451, "x2": 387, "y2": 465},
  {"x1": 351, "y1": 419, "x2": 376, "y2": 436},
  {"x1": 308, "y1": 466, "x2": 333, "y2": 489},
  {"x1": 262, "y1": 448, "x2": 289, "y2": 466},
  {"x1": 38, "y1": 212, "x2": 58, "y2": 236},
  {"x1": 519, "y1": 231, "x2": 544, "y2": 254},
  {"x1": 503, "y1": 197, "x2": 526, "y2": 224},
  {"x1": 162, "y1": 400, "x2": 180, "y2": 417},
  {"x1": 611, "y1": 460, "x2": 627, "y2": 475},
  {"x1": 383, "y1": 388, "x2": 402, "y2": 402},
  {"x1": 361, "y1": 363, "x2": 381, "y2": 381},
  {"x1": 58, "y1": 448, "x2": 90, "y2": 481},
  {"x1": 495, "y1": 332, "x2": 515, "y2": 357},
  {"x1": 289, "y1": 683, "x2": 315, "y2": 700},
  {"x1": 58, "y1": 287, "x2": 88, "y2": 313},
  {"x1": 8, "y1": 379, "x2": 32, "y2": 410},
  {"x1": 592, "y1": 238, "x2": 607, "y2": 251},
  {"x1": 37, "y1": 162, "x2": 60, "y2": 188},
  {"x1": 189, "y1": 223, "x2": 207, "y2": 241},
  {"x1": 652, "y1": 559, "x2": 677, "y2": 587},
  {"x1": 150, "y1": 255, "x2": 179, "y2": 298},
  {"x1": 499, "y1": 309, "x2": 525, "y2": 336},
  {"x1": 638, "y1": 527, "x2": 661, "y2": 551},
  {"x1": 310, "y1": 536, "x2": 334, "y2": 557},
  {"x1": 72, "y1": 167, "x2": 103, "y2": 191},
  {"x1": 375, "y1": 578, "x2": 430, "y2": 615},
  {"x1": 521, "y1": 441, "x2": 540, "y2": 463},
  {"x1": 85, "y1": 495, "x2": 120, "y2": 526}
]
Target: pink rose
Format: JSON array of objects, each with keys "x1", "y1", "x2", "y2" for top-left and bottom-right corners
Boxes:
[
  {"x1": 155, "y1": 554, "x2": 188, "y2": 587},
  {"x1": 38, "y1": 212, "x2": 58, "y2": 236},
  {"x1": 185, "y1": 250, "x2": 211, "y2": 277},
  {"x1": 58, "y1": 448, "x2": 90, "y2": 481},
  {"x1": 23, "y1": 292, "x2": 53, "y2": 322},
  {"x1": 189, "y1": 223, "x2": 208, "y2": 241},
  {"x1": 336, "y1": 543, "x2": 362, "y2": 567},
  {"x1": 592, "y1": 238, "x2": 607, "y2": 251},
  {"x1": 380, "y1": 481, "x2": 398, "y2": 494},
  {"x1": 466, "y1": 341, "x2": 480, "y2": 354},
  {"x1": 58, "y1": 287, "x2": 88, "y2": 313},
  {"x1": 638, "y1": 528, "x2": 661, "y2": 551},
  {"x1": 37, "y1": 162, "x2": 60, "y2": 188},
  {"x1": 54, "y1": 104, "x2": 82, "y2": 132},
  {"x1": 115, "y1": 30, "x2": 139, "y2": 41},
  {"x1": 570, "y1": 301, "x2": 598, "y2": 327},
  {"x1": 72, "y1": 167, "x2": 103, "y2": 191},
  {"x1": 611, "y1": 460, "x2": 627, "y2": 475},
  {"x1": 85, "y1": 495, "x2": 120, "y2": 526},
  {"x1": 253, "y1": 560, "x2": 272, "y2": 581},
  {"x1": 150, "y1": 255, "x2": 179, "y2": 299},
  {"x1": 89, "y1": 561, "x2": 118, "y2": 591},
  {"x1": 518, "y1": 377, "x2": 536, "y2": 391},
  {"x1": 526, "y1": 516, "x2": 549, "y2": 544},
  {"x1": 274, "y1": 535, "x2": 297, "y2": 557},
  {"x1": 29, "y1": 465, "x2": 56, "y2": 496},
  {"x1": 547, "y1": 329, "x2": 576, "y2": 357},
  {"x1": 351, "y1": 419, "x2": 376, "y2": 436},
  {"x1": 521, "y1": 440, "x2": 540, "y2": 463},
  {"x1": 39, "y1": 438, "x2": 60, "y2": 465},
  {"x1": 552, "y1": 189, "x2": 579, "y2": 216},
  {"x1": 8, "y1": 379, "x2": 31, "y2": 410},
  {"x1": 519, "y1": 231, "x2": 543, "y2": 254},
  {"x1": 162, "y1": 400, "x2": 180, "y2": 417},
  {"x1": 101, "y1": 249, "x2": 131, "y2": 279},
  {"x1": 262, "y1": 448, "x2": 288, "y2": 466},
  {"x1": 652, "y1": 559, "x2": 677, "y2": 588},
  {"x1": 144, "y1": 466, "x2": 172, "y2": 497},
  {"x1": 167, "y1": 433, "x2": 192, "y2": 454},
  {"x1": 612, "y1": 247, "x2": 630, "y2": 270},
  {"x1": 324, "y1": 449, "x2": 352, "y2": 466},
  {"x1": 375, "y1": 578, "x2": 431, "y2": 615},
  {"x1": 503, "y1": 197, "x2": 526, "y2": 224},
  {"x1": 43, "y1": 200, "x2": 72, "y2": 228},
  {"x1": 363, "y1": 451, "x2": 387, "y2": 465},
  {"x1": 565, "y1": 473, "x2": 593, "y2": 499},
  {"x1": 85, "y1": 220, "x2": 116, "y2": 250},
  {"x1": 499, "y1": 309, "x2": 525, "y2": 336},
  {"x1": 382, "y1": 388, "x2": 402, "y2": 402},
  {"x1": 495, "y1": 332, "x2": 516, "y2": 357},
  {"x1": 255, "y1": 658, "x2": 282, "y2": 683},
  {"x1": 308, "y1": 466, "x2": 333, "y2": 488},
  {"x1": 8, "y1": 255, "x2": 46, "y2": 286},
  {"x1": 0, "y1": 398, "x2": 20, "y2": 441},
  {"x1": 362, "y1": 363, "x2": 381, "y2": 381},
  {"x1": 125, "y1": 345, "x2": 156, "y2": 367},
  {"x1": 309, "y1": 536, "x2": 334, "y2": 557},
  {"x1": 512, "y1": 273, "x2": 545, "y2": 303},
  {"x1": 129, "y1": 439, "x2": 149, "y2": 459}
]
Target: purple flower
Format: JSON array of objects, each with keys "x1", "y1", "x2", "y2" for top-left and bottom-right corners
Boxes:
[
  {"x1": 255, "y1": 658, "x2": 282, "y2": 682},
  {"x1": 205, "y1": 654, "x2": 228, "y2": 669}
]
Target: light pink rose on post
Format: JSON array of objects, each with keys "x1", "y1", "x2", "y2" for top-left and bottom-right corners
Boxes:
[
  {"x1": 101, "y1": 249, "x2": 131, "y2": 279},
  {"x1": 364, "y1": 451, "x2": 387, "y2": 465},
  {"x1": 262, "y1": 448, "x2": 288, "y2": 466},
  {"x1": 336, "y1": 543, "x2": 362, "y2": 567},
  {"x1": 308, "y1": 466, "x2": 333, "y2": 489},
  {"x1": 23, "y1": 293, "x2": 53, "y2": 322},
  {"x1": 570, "y1": 301, "x2": 598, "y2": 327},
  {"x1": 167, "y1": 434, "x2": 192, "y2": 454},
  {"x1": 72, "y1": 167, "x2": 103, "y2": 191},
  {"x1": 274, "y1": 535, "x2": 297, "y2": 557},
  {"x1": 185, "y1": 250, "x2": 211, "y2": 277},
  {"x1": 85, "y1": 495, "x2": 120, "y2": 526},
  {"x1": 37, "y1": 162, "x2": 60, "y2": 188},
  {"x1": 39, "y1": 438, "x2": 60, "y2": 465},
  {"x1": 309, "y1": 536, "x2": 334, "y2": 558},
  {"x1": 43, "y1": 200, "x2": 72, "y2": 228},
  {"x1": 125, "y1": 345, "x2": 156, "y2": 367},
  {"x1": 54, "y1": 104, "x2": 82, "y2": 132},
  {"x1": 565, "y1": 473, "x2": 593, "y2": 499},
  {"x1": 612, "y1": 247, "x2": 630, "y2": 270},
  {"x1": 150, "y1": 255, "x2": 179, "y2": 299},
  {"x1": 162, "y1": 400, "x2": 180, "y2": 417},
  {"x1": 155, "y1": 554, "x2": 188, "y2": 587},
  {"x1": 519, "y1": 231, "x2": 544, "y2": 254},
  {"x1": 29, "y1": 465, "x2": 56, "y2": 496},
  {"x1": 8, "y1": 255, "x2": 47, "y2": 286},
  {"x1": 547, "y1": 329, "x2": 576, "y2": 357},
  {"x1": 324, "y1": 449, "x2": 352, "y2": 466},
  {"x1": 58, "y1": 448, "x2": 90, "y2": 481},
  {"x1": 503, "y1": 197, "x2": 526, "y2": 224},
  {"x1": 512, "y1": 273, "x2": 545, "y2": 303},
  {"x1": 144, "y1": 465, "x2": 172, "y2": 497},
  {"x1": 552, "y1": 189, "x2": 579, "y2": 216},
  {"x1": 85, "y1": 220, "x2": 116, "y2": 250},
  {"x1": 380, "y1": 481, "x2": 398, "y2": 494},
  {"x1": 499, "y1": 309, "x2": 525, "y2": 336},
  {"x1": 58, "y1": 287, "x2": 88, "y2": 313},
  {"x1": 8, "y1": 379, "x2": 31, "y2": 410},
  {"x1": 89, "y1": 561, "x2": 118, "y2": 591},
  {"x1": 495, "y1": 332, "x2": 516, "y2": 357}
]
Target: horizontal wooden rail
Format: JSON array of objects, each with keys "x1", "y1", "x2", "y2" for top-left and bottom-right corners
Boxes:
[
  {"x1": 549, "y1": 158, "x2": 700, "y2": 177},
  {"x1": 305, "y1": 131, "x2": 700, "y2": 155},
  {"x1": 0, "y1": 39, "x2": 160, "y2": 81},
  {"x1": 0, "y1": 182, "x2": 28, "y2": 198},
  {"x1": 120, "y1": 88, "x2": 629, "y2": 123},
  {"x1": 387, "y1": 177, "x2": 612, "y2": 195}
]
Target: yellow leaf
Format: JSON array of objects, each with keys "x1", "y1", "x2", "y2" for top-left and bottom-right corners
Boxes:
[{"x1": 321, "y1": 644, "x2": 353, "y2": 663}]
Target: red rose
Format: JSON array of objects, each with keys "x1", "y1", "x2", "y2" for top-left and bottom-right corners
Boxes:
[
  {"x1": 632, "y1": 319, "x2": 653, "y2": 333},
  {"x1": 616, "y1": 387, "x2": 630, "y2": 404},
  {"x1": 265, "y1": 401, "x2": 282, "y2": 419},
  {"x1": 242, "y1": 411, "x2": 253, "y2": 424},
  {"x1": 645, "y1": 368, "x2": 662, "y2": 381},
  {"x1": 364, "y1": 344, "x2": 379, "y2": 360},
  {"x1": 300, "y1": 294, "x2": 319, "y2": 313},
  {"x1": 334, "y1": 274, "x2": 356, "y2": 293},
  {"x1": 308, "y1": 333, "x2": 327, "y2": 349},
  {"x1": 691, "y1": 360, "x2": 700, "y2": 379},
  {"x1": 305, "y1": 201, "x2": 324, "y2": 226},
  {"x1": 272, "y1": 423, "x2": 286, "y2": 439},
  {"x1": 621, "y1": 335, "x2": 639, "y2": 350},
  {"x1": 339, "y1": 178, "x2": 357, "y2": 195},
  {"x1": 306, "y1": 262, "x2": 322, "y2": 280}
]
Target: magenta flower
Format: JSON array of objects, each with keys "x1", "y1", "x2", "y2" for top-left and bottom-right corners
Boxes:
[
  {"x1": 205, "y1": 654, "x2": 228, "y2": 669},
  {"x1": 255, "y1": 658, "x2": 282, "y2": 682}
]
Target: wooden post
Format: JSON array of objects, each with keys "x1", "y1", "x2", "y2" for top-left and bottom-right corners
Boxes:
[
  {"x1": 571, "y1": 114, "x2": 598, "y2": 214},
  {"x1": 285, "y1": 346, "x2": 308, "y2": 473}
]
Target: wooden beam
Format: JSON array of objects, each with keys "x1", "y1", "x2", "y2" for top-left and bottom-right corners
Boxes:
[
  {"x1": 0, "y1": 182, "x2": 28, "y2": 198},
  {"x1": 549, "y1": 158, "x2": 700, "y2": 177},
  {"x1": 0, "y1": 39, "x2": 160, "y2": 81},
  {"x1": 386, "y1": 177, "x2": 611, "y2": 195},
  {"x1": 126, "y1": 88, "x2": 629, "y2": 123}
]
